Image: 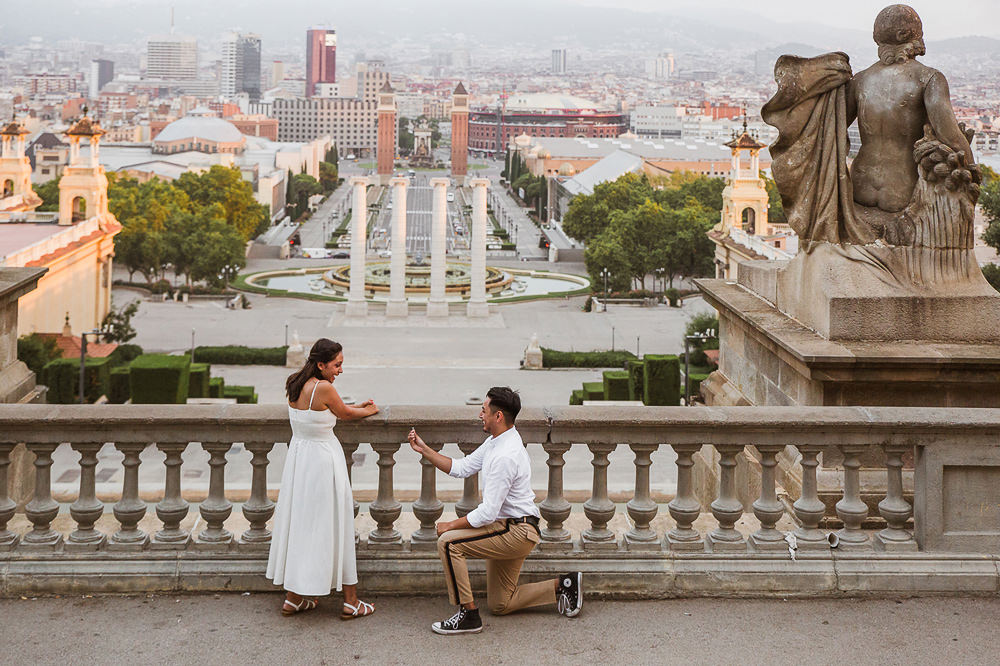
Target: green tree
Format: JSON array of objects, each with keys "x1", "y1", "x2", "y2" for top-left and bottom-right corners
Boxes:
[
  {"x1": 189, "y1": 219, "x2": 247, "y2": 287},
  {"x1": 981, "y1": 176, "x2": 1000, "y2": 253},
  {"x1": 175, "y1": 165, "x2": 268, "y2": 240},
  {"x1": 563, "y1": 172, "x2": 654, "y2": 243},
  {"x1": 114, "y1": 222, "x2": 164, "y2": 284},
  {"x1": 398, "y1": 116, "x2": 414, "y2": 154},
  {"x1": 100, "y1": 300, "x2": 139, "y2": 343},
  {"x1": 584, "y1": 229, "x2": 632, "y2": 293},
  {"x1": 17, "y1": 333, "x2": 61, "y2": 376},
  {"x1": 760, "y1": 172, "x2": 786, "y2": 225},
  {"x1": 292, "y1": 173, "x2": 322, "y2": 220},
  {"x1": 319, "y1": 161, "x2": 338, "y2": 193},
  {"x1": 32, "y1": 177, "x2": 61, "y2": 211}
]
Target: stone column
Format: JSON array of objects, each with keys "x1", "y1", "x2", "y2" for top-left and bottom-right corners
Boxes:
[
  {"x1": 427, "y1": 178, "x2": 450, "y2": 318},
  {"x1": 345, "y1": 176, "x2": 369, "y2": 317},
  {"x1": 386, "y1": 176, "x2": 408, "y2": 318},
  {"x1": 466, "y1": 178, "x2": 489, "y2": 318}
]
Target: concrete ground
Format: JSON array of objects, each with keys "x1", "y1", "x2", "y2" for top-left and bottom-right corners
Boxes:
[{"x1": 2, "y1": 594, "x2": 997, "y2": 665}]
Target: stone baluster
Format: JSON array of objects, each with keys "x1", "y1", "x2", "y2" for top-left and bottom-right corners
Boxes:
[
  {"x1": 538, "y1": 441, "x2": 572, "y2": 551},
  {"x1": 110, "y1": 443, "x2": 148, "y2": 548},
  {"x1": 411, "y1": 442, "x2": 444, "y2": 549},
  {"x1": 21, "y1": 443, "x2": 61, "y2": 548},
  {"x1": 750, "y1": 444, "x2": 787, "y2": 551},
  {"x1": 67, "y1": 442, "x2": 105, "y2": 549},
  {"x1": 197, "y1": 443, "x2": 233, "y2": 546},
  {"x1": 582, "y1": 442, "x2": 617, "y2": 550},
  {"x1": 368, "y1": 443, "x2": 402, "y2": 547},
  {"x1": 153, "y1": 442, "x2": 189, "y2": 547},
  {"x1": 667, "y1": 444, "x2": 703, "y2": 550},
  {"x1": 0, "y1": 443, "x2": 20, "y2": 549},
  {"x1": 706, "y1": 445, "x2": 746, "y2": 552},
  {"x1": 834, "y1": 444, "x2": 870, "y2": 549},
  {"x1": 455, "y1": 442, "x2": 481, "y2": 518},
  {"x1": 240, "y1": 442, "x2": 275, "y2": 546},
  {"x1": 876, "y1": 443, "x2": 917, "y2": 551},
  {"x1": 624, "y1": 443, "x2": 660, "y2": 550},
  {"x1": 792, "y1": 444, "x2": 829, "y2": 550}
]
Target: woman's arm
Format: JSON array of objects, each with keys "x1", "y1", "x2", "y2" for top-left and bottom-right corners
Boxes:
[{"x1": 319, "y1": 382, "x2": 378, "y2": 420}]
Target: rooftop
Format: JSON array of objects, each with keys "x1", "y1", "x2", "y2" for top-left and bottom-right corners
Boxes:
[
  {"x1": 154, "y1": 113, "x2": 245, "y2": 145},
  {"x1": 0, "y1": 221, "x2": 65, "y2": 262},
  {"x1": 529, "y1": 136, "x2": 771, "y2": 164}
]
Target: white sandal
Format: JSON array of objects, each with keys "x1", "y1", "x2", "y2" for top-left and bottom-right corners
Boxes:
[
  {"x1": 281, "y1": 596, "x2": 318, "y2": 616},
  {"x1": 341, "y1": 599, "x2": 375, "y2": 620}
]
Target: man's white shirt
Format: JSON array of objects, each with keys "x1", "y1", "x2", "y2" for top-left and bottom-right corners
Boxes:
[{"x1": 448, "y1": 426, "x2": 540, "y2": 528}]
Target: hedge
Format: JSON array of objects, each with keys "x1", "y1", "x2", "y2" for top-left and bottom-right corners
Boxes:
[
  {"x1": 130, "y1": 354, "x2": 191, "y2": 404},
  {"x1": 627, "y1": 360, "x2": 645, "y2": 402},
  {"x1": 109, "y1": 366, "x2": 130, "y2": 404},
  {"x1": 642, "y1": 354, "x2": 680, "y2": 406},
  {"x1": 688, "y1": 372, "x2": 711, "y2": 401},
  {"x1": 188, "y1": 363, "x2": 211, "y2": 399},
  {"x1": 603, "y1": 370, "x2": 630, "y2": 401},
  {"x1": 569, "y1": 389, "x2": 585, "y2": 406},
  {"x1": 542, "y1": 347, "x2": 637, "y2": 368},
  {"x1": 41, "y1": 356, "x2": 113, "y2": 404},
  {"x1": 223, "y1": 385, "x2": 258, "y2": 404},
  {"x1": 209, "y1": 376, "x2": 225, "y2": 398},
  {"x1": 582, "y1": 381, "x2": 604, "y2": 401},
  {"x1": 113, "y1": 344, "x2": 144, "y2": 365},
  {"x1": 193, "y1": 345, "x2": 287, "y2": 365}
]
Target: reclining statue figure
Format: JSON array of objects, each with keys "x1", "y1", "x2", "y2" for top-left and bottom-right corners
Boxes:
[{"x1": 762, "y1": 4, "x2": 982, "y2": 286}]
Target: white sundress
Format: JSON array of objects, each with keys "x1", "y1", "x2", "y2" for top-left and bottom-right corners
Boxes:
[{"x1": 266, "y1": 381, "x2": 358, "y2": 596}]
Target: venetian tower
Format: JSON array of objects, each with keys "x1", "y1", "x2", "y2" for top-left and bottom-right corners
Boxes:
[
  {"x1": 58, "y1": 108, "x2": 110, "y2": 225},
  {"x1": 0, "y1": 116, "x2": 42, "y2": 211},
  {"x1": 376, "y1": 81, "x2": 396, "y2": 185},
  {"x1": 450, "y1": 82, "x2": 469, "y2": 182}
]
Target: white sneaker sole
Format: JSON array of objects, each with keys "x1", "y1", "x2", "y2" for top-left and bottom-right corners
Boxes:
[
  {"x1": 560, "y1": 572, "x2": 583, "y2": 617},
  {"x1": 432, "y1": 623, "x2": 483, "y2": 635}
]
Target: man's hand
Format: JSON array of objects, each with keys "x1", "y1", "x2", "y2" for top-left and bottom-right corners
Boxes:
[
  {"x1": 408, "y1": 428, "x2": 426, "y2": 454},
  {"x1": 436, "y1": 520, "x2": 455, "y2": 536}
]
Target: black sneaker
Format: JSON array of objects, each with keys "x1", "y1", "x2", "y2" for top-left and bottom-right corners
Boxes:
[
  {"x1": 557, "y1": 572, "x2": 583, "y2": 617},
  {"x1": 432, "y1": 606, "x2": 483, "y2": 635}
]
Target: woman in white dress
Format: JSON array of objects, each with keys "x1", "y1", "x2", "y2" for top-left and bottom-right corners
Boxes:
[{"x1": 267, "y1": 338, "x2": 378, "y2": 618}]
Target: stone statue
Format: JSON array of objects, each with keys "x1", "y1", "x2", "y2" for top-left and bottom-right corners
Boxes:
[{"x1": 762, "y1": 4, "x2": 983, "y2": 284}]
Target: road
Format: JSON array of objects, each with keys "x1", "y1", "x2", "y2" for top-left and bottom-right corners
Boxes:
[{"x1": 374, "y1": 180, "x2": 464, "y2": 257}]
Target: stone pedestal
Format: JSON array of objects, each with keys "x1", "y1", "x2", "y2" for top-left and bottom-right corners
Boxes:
[
  {"x1": 523, "y1": 333, "x2": 543, "y2": 369},
  {"x1": 346, "y1": 176, "x2": 369, "y2": 318},
  {"x1": 697, "y1": 259, "x2": 1000, "y2": 537},
  {"x1": 427, "y1": 178, "x2": 449, "y2": 318},
  {"x1": 466, "y1": 178, "x2": 489, "y2": 318},
  {"x1": 386, "y1": 177, "x2": 408, "y2": 318}
]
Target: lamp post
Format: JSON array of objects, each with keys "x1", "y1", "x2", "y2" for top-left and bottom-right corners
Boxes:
[
  {"x1": 78, "y1": 329, "x2": 101, "y2": 404},
  {"x1": 684, "y1": 328, "x2": 717, "y2": 406},
  {"x1": 600, "y1": 268, "x2": 610, "y2": 300}
]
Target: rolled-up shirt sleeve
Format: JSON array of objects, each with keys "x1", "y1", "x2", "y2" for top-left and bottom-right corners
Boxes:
[
  {"x1": 465, "y1": 456, "x2": 516, "y2": 528},
  {"x1": 448, "y1": 440, "x2": 488, "y2": 479}
]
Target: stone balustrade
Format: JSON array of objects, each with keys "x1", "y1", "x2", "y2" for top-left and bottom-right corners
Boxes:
[{"x1": 1, "y1": 404, "x2": 999, "y2": 597}]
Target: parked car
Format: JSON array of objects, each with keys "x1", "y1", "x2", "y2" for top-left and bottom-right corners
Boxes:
[
  {"x1": 332, "y1": 252, "x2": 349, "y2": 259},
  {"x1": 378, "y1": 249, "x2": 392, "y2": 258},
  {"x1": 447, "y1": 192, "x2": 455, "y2": 203}
]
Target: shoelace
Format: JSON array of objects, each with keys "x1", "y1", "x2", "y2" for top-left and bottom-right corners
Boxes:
[{"x1": 444, "y1": 609, "x2": 466, "y2": 628}]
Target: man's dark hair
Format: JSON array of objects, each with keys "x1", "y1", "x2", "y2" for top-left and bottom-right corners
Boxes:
[{"x1": 486, "y1": 386, "x2": 521, "y2": 424}]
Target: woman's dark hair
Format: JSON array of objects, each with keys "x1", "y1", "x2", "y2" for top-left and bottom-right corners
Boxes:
[{"x1": 286, "y1": 338, "x2": 343, "y2": 402}]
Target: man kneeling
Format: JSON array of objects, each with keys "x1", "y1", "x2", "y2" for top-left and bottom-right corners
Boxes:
[{"x1": 408, "y1": 386, "x2": 582, "y2": 635}]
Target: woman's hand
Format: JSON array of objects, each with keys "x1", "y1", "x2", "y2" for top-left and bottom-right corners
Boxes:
[
  {"x1": 360, "y1": 399, "x2": 378, "y2": 417},
  {"x1": 408, "y1": 428, "x2": 426, "y2": 454}
]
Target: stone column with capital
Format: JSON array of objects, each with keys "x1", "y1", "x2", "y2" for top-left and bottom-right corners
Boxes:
[
  {"x1": 427, "y1": 178, "x2": 450, "y2": 318},
  {"x1": 345, "y1": 176, "x2": 369, "y2": 317},
  {"x1": 386, "y1": 177, "x2": 408, "y2": 318},
  {"x1": 466, "y1": 178, "x2": 489, "y2": 318}
]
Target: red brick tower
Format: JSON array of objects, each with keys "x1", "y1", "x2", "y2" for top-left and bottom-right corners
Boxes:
[
  {"x1": 450, "y1": 82, "x2": 469, "y2": 181},
  {"x1": 376, "y1": 81, "x2": 396, "y2": 185}
]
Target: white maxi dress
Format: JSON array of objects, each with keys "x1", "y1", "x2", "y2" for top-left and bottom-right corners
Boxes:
[{"x1": 266, "y1": 381, "x2": 357, "y2": 596}]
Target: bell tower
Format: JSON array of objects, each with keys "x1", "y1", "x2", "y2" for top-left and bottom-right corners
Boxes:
[
  {"x1": 376, "y1": 81, "x2": 396, "y2": 186},
  {"x1": 450, "y1": 82, "x2": 469, "y2": 182},
  {"x1": 0, "y1": 116, "x2": 42, "y2": 211},
  {"x1": 718, "y1": 117, "x2": 769, "y2": 237},
  {"x1": 58, "y1": 108, "x2": 109, "y2": 226}
]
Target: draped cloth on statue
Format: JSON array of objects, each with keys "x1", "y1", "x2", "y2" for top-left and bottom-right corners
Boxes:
[{"x1": 761, "y1": 52, "x2": 876, "y2": 248}]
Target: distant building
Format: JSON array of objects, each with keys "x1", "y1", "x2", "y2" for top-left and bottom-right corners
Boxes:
[
  {"x1": 306, "y1": 28, "x2": 337, "y2": 98},
  {"x1": 630, "y1": 103, "x2": 748, "y2": 140},
  {"x1": 451, "y1": 82, "x2": 469, "y2": 180},
  {"x1": 221, "y1": 32, "x2": 262, "y2": 101},
  {"x1": 551, "y1": 49, "x2": 567, "y2": 75},
  {"x1": 376, "y1": 82, "x2": 396, "y2": 184},
  {"x1": 146, "y1": 36, "x2": 198, "y2": 80},
  {"x1": 470, "y1": 94, "x2": 627, "y2": 156},
  {"x1": 89, "y1": 59, "x2": 114, "y2": 99},
  {"x1": 12, "y1": 74, "x2": 79, "y2": 95},
  {"x1": 26, "y1": 132, "x2": 70, "y2": 183}
]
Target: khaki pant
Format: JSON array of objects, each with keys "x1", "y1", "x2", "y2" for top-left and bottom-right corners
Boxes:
[{"x1": 437, "y1": 520, "x2": 557, "y2": 614}]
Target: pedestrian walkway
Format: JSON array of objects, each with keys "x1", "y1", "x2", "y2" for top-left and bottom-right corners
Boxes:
[{"x1": 3, "y1": 594, "x2": 995, "y2": 665}]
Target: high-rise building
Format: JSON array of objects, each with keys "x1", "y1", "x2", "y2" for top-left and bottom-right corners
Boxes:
[
  {"x1": 221, "y1": 32, "x2": 262, "y2": 100},
  {"x1": 551, "y1": 49, "x2": 567, "y2": 75},
  {"x1": 306, "y1": 28, "x2": 336, "y2": 98},
  {"x1": 89, "y1": 59, "x2": 114, "y2": 99},
  {"x1": 146, "y1": 36, "x2": 198, "y2": 80},
  {"x1": 270, "y1": 60, "x2": 285, "y2": 89},
  {"x1": 646, "y1": 52, "x2": 675, "y2": 80}
]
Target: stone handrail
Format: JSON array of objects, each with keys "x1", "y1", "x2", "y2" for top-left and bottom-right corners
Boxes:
[{"x1": 2, "y1": 404, "x2": 998, "y2": 560}]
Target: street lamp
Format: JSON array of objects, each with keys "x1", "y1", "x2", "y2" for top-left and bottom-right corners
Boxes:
[
  {"x1": 684, "y1": 328, "x2": 717, "y2": 406},
  {"x1": 600, "y1": 268, "x2": 610, "y2": 299}
]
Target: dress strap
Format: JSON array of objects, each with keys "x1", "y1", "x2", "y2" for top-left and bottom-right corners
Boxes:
[{"x1": 307, "y1": 380, "x2": 324, "y2": 410}]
